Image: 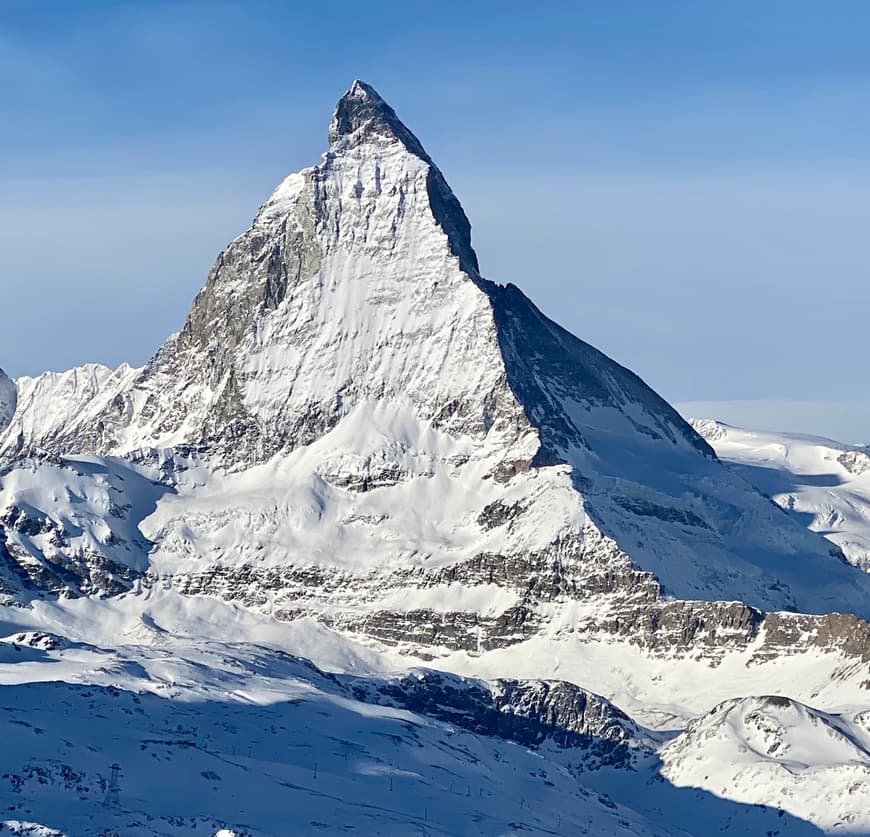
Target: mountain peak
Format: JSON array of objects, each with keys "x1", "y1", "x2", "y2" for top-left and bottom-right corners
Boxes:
[
  {"x1": 328, "y1": 79, "x2": 428, "y2": 160},
  {"x1": 327, "y1": 80, "x2": 479, "y2": 275},
  {"x1": 0, "y1": 367, "x2": 16, "y2": 432}
]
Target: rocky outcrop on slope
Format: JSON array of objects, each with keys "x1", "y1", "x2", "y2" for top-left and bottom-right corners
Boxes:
[
  {"x1": 0, "y1": 507, "x2": 141, "y2": 599},
  {"x1": 0, "y1": 455, "x2": 162, "y2": 603},
  {"x1": 349, "y1": 668, "x2": 653, "y2": 769},
  {"x1": 161, "y1": 521, "x2": 870, "y2": 671}
]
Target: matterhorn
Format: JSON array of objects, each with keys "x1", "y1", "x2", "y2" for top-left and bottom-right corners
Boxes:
[{"x1": 2, "y1": 81, "x2": 869, "y2": 837}]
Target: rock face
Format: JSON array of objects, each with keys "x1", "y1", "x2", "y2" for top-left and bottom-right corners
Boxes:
[
  {"x1": 0, "y1": 369, "x2": 15, "y2": 435},
  {"x1": 349, "y1": 668, "x2": 653, "y2": 768}
]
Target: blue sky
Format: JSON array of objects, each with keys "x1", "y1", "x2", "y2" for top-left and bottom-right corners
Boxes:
[{"x1": 3, "y1": 2, "x2": 870, "y2": 440}]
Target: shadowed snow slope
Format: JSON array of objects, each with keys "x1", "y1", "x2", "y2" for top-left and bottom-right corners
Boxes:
[{"x1": 0, "y1": 594, "x2": 830, "y2": 837}]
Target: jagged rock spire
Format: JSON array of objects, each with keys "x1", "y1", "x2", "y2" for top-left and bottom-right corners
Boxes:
[
  {"x1": 327, "y1": 80, "x2": 480, "y2": 275},
  {"x1": 328, "y1": 80, "x2": 428, "y2": 159},
  {"x1": 0, "y1": 368, "x2": 16, "y2": 432}
]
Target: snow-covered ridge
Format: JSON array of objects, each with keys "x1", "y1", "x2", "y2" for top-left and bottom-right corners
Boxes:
[
  {"x1": 662, "y1": 694, "x2": 870, "y2": 832},
  {"x1": 0, "y1": 363, "x2": 140, "y2": 458},
  {"x1": 692, "y1": 417, "x2": 870, "y2": 571}
]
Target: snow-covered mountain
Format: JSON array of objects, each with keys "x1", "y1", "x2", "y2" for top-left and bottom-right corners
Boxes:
[
  {"x1": 693, "y1": 418, "x2": 870, "y2": 571},
  {"x1": 1, "y1": 363, "x2": 140, "y2": 458},
  {"x1": 662, "y1": 694, "x2": 870, "y2": 833},
  {"x1": 0, "y1": 368, "x2": 15, "y2": 433},
  {"x1": 2, "y1": 81, "x2": 870, "y2": 836}
]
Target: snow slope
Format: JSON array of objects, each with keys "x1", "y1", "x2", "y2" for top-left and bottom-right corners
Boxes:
[
  {"x1": 662, "y1": 695, "x2": 870, "y2": 833},
  {"x1": 692, "y1": 419, "x2": 870, "y2": 571},
  {"x1": 0, "y1": 645, "x2": 667, "y2": 836},
  {"x1": 0, "y1": 593, "x2": 831, "y2": 837},
  {"x1": 0, "y1": 593, "x2": 681, "y2": 837},
  {"x1": 0, "y1": 454, "x2": 167, "y2": 601}
]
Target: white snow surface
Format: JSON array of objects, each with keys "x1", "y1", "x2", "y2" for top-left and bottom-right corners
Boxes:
[
  {"x1": 4, "y1": 363, "x2": 140, "y2": 453},
  {"x1": 661, "y1": 695, "x2": 870, "y2": 833},
  {"x1": 0, "y1": 592, "x2": 842, "y2": 836},
  {"x1": 693, "y1": 418, "x2": 870, "y2": 571}
]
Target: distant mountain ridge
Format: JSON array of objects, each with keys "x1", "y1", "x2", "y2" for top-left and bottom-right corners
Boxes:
[{"x1": 692, "y1": 417, "x2": 870, "y2": 571}]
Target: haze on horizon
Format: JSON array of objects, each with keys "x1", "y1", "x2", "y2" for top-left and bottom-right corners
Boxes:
[{"x1": 2, "y1": 1, "x2": 869, "y2": 442}]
